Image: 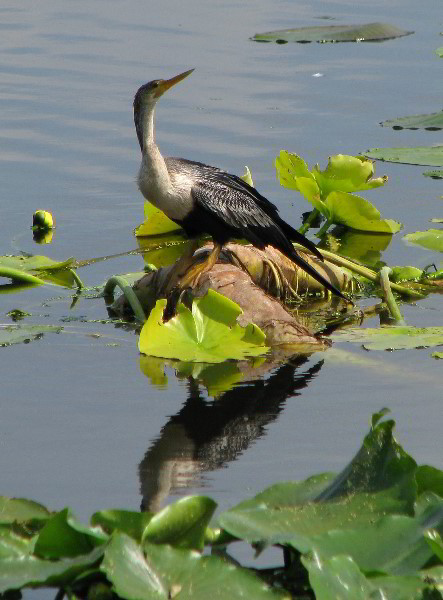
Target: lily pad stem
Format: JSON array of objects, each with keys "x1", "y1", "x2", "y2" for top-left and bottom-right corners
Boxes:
[
  {"x1": 69, "y1": 269, "x2": 84, "y2": 290},
  {"x1": 379, "y1": 267, "x2": 405, "y2": 324},
  {"x1": 298, "y1": 209, "x2": 320, "y2": 235},
  {"x1": 0, "y1": 267, "x2": 46, "y2": 286},
  {"x1": 308, "y1": 247, "x2": 425, "y2": 299},
  {"x1": 316, "y1": 219, "x2": 332, "y2": 238},
  {"x1": 103, "y1": 276, "x2": 146, "y2": 322}
]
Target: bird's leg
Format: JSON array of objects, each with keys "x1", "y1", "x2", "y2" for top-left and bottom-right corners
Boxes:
[
  {"x1": 164, "y1": 239, "x2": 200, "y2": 296},
  {"x1": 163, "y1": 242, "x2": 222, "y2": 322}
]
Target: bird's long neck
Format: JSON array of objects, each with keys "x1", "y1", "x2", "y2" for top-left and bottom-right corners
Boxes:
[
  {"x1": 135, "y1": 102, "x2": 156, "y2": 154},
  {"x1": 135, "y1": 100, "x2": 174, "y2": 207}
]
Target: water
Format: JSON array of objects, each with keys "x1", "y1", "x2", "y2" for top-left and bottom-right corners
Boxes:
[{"x1": 0, "y1": 0, "x2": 441, "y2": 532}]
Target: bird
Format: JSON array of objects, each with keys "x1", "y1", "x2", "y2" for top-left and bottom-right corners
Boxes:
[{"x1": 134, "y1": 69, "x2": 350, "y2": 320}]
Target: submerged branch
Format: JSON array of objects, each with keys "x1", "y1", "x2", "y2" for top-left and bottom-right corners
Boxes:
[{"x1": 111, "y1": 243, "x2": 357, "y2": 347}]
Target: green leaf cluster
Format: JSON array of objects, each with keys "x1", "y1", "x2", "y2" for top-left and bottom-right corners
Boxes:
[
  {"x1": 0, "y1": 412, "x2": 441, "y2": 599},
  {"x1": 275, "y1": 151, "x2": 401, "y2": 233}
]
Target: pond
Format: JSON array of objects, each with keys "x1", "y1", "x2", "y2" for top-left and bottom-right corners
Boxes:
[{"x1": 0, "y1": 0, "x2": 441, "y2": 548}]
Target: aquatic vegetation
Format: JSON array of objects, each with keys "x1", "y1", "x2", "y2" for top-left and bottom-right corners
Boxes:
[
  {"x1": 251, "y1": 23, "x2": 413, "y2": 44},
  {"x1": 0, "y1": 412, "x2": 441, "y2": 599},
  {"x1": 275, "y1": 151, "x2": 400, "y2": 234}
]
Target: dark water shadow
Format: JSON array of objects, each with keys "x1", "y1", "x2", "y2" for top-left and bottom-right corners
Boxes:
[{"x1": 139, "y1": 355, "x2": 324, "y2": 512}]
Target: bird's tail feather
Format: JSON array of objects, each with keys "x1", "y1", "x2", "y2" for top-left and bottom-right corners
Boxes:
[
  {"x1": 278, "y1": 220, "x2": 324, "y2": 262},
  {"x1": 290, "y1": 249, "x2": 350, "y2": 303}
]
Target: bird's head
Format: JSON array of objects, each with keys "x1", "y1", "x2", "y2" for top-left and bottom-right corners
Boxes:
[
  {"x1": 134, "y1": 69, "x2": 194, "y2": 110},
  {"x1": 133, "y1": 69, "x2": 194, "y2": 152}
]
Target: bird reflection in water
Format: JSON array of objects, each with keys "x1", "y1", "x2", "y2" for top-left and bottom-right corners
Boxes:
[{"x1": 139, "y1": 355, "x2": 324, "y2": 512}]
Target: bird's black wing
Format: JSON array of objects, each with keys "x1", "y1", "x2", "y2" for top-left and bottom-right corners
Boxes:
[
  {"x1": 190, "y1": 177, "x2": 294, "y2": 253},
  {"x1": 183, "y1": 163, "x2": 322, "y2": 260},
  {"x1": 191, "y1": 178, "x2": 347, "y2": 300}
]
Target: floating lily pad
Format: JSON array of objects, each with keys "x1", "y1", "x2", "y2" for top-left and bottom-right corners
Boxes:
[
  {"x1": 302, "y1": 553, "x2": 441, "y2": 600},
  {"x1": 135, "y1": 201, "x2": 182, "y2": 237},
  {"x1": 219, "y1": 417, "x2": 417, "y2": 551},
  {"x1": 138, "y1": 289, "x2": 268, "y2": 363},
  {"x1": 381, "y1": 111, "x2": 443, "y2": 131},
  {"x1": 137, "y1": 234, "x2": 195, "y2": 268},
  {"x1": 0, "y1": 255, "x2": 81, "y2": 288},
  {"x1": 91, "y1": 510, "x2": 153, "y2": 542},
  {"x1": 102, "y1": 533, "x2": 287, "y2": 600},
  {"x1": 252, "y1": 23, "x2": 413, "y2": 43},
  {"x1": 0, "y1": 497, "x2": 51, "y2": 524},
  {"x1": 404, "y1": 229, "x2": 443, "y2": 252},
  {"x1": 0, "y1": 546, "x2": 104, "y2": 593},
  {"x1": 336, "y1": 230, "x2": 394, "y2": 266},
  {"x1": 390, "y1": 266, "x2": 423, "y2": 283},
  {"x1": 436, "y1": 47, "x2": 443, "y2": 57},
  {"x1": 34, "y1": 508, "x2": 106, "y2": 560},
  {"x1": 332, "y1": 325, "x2": 443, "y2": 351},
  {"x1": 424, "y1": 170, "x2": 443, "y2": 179},
  {"x1": 142, "y1": 496, "x2": 216, "y2": 551},
  {"x1": 364, "y1": 146, "x2": 443, "y2": 167},
  {"x1": 325, "y1": 190, "x2": 401, "y2": 233},
  {"x1": 0, "y1": 325, "x2": 63, "y2": 347}
]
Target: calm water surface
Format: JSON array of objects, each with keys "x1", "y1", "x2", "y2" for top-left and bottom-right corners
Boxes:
[{"x1": 0, "y1": 0, "x2": 441, "y2": 531}]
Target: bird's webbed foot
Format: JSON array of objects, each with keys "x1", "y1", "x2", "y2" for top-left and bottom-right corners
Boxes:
[{"x1": 163, "y1": 286, "x2": 191, "y2": 322}]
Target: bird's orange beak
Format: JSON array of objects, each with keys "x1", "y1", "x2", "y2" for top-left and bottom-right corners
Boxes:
[{"x1": 155, "y1": 69, "x2": 194, "y2": 97}]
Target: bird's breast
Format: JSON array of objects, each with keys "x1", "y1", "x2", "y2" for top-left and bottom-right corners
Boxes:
[{"x1": 137, "y1": 161, "x2": 194, "y2": 222}]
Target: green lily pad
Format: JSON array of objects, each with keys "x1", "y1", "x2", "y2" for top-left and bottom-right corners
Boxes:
[
  {"x1": 426, "y1": 529, "x2": 443, "y2": 562},
  {"x1": 276, "y1": 152, "x2": 387, "y2": 198},
  {"x1": 135, "y1": 201, "x2": 182, "y2": 237},
  {"x1": 137, "y1": 234, "x2": 195, "y2": 268},
  {"x1": 365, "y1": 146, "x2": 443, "y2": 167},
  {"x1": 404, "y1": 229, "x2": 443, "y2": 252},
  {"x1": 0, "y1": 255, "x2": 81, "y2": 288},
  {"x1": 381, "y1": 111, "x2": 443, "y2": 131},
  {"x1": 436, "y1": 47, "x2": 443, "y2": 57},
  {"x1": 240, "y1": 165, "x2": 254, "y2": 187},
  {"x1": 302, "y1": 553, "x2": 441, "y2": 600},
  {"x1": 142, "y1": 496, "x2": 216, "y2": 551},
  {"x1": 325, "y1": 190, "x2": 402, "y2": 233},
  {"x1": 432, "y1": 351, "x2": 443, "y2": 359},
  {"x1": 101, "y1": 532, "x2": 287, "y2": 600},
  {"x1": 252, "y1": 23, "x2": 413, "y2": 43},
  {"x1": 390, "y1": 266, "x2": 424, "y2": 283},
  {"x1": 91, "y1": 510, "x2": 153, "y2": 543},
  {"x1": 0, "y1": 325, "x2": 63, "y2": 347},
  {"x1": 416, "y1": 465, "x2": 443, "y2": 498},
  {"x1": 138, "y1": 289, "x2": 268, "y2": 363},
  {"x1": 219, "y1": 417, "x2": 417, "y2": 552},
  {"x1": 34, "y1": 508, "x2": 107, "y2": 559},
  {"x1": 0, "y1": 545, "x2": 104, "y2": 593},
  {"x1": 0, "y1": 497, "x2": 51, "y2": 524},
  {"x1": 0, "y1": 528, "x2": 38, "y2": 560},
  {"x1": 332, "y1": 325, "x2": 443, "y2": 351},
  {"x1": 424, "y1": 170, "x2": 443, "y2": 179},
  {"x1": 305, "y1": 498, "x2": 443, "y2": 575},
  {"x1": 335, "y1": 230, "x2": 394, "y2": 266}
]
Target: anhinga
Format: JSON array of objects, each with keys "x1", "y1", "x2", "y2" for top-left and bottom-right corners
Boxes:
[{"x1": 134, "y1": 69, "x2": 349, "y2": 320}]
